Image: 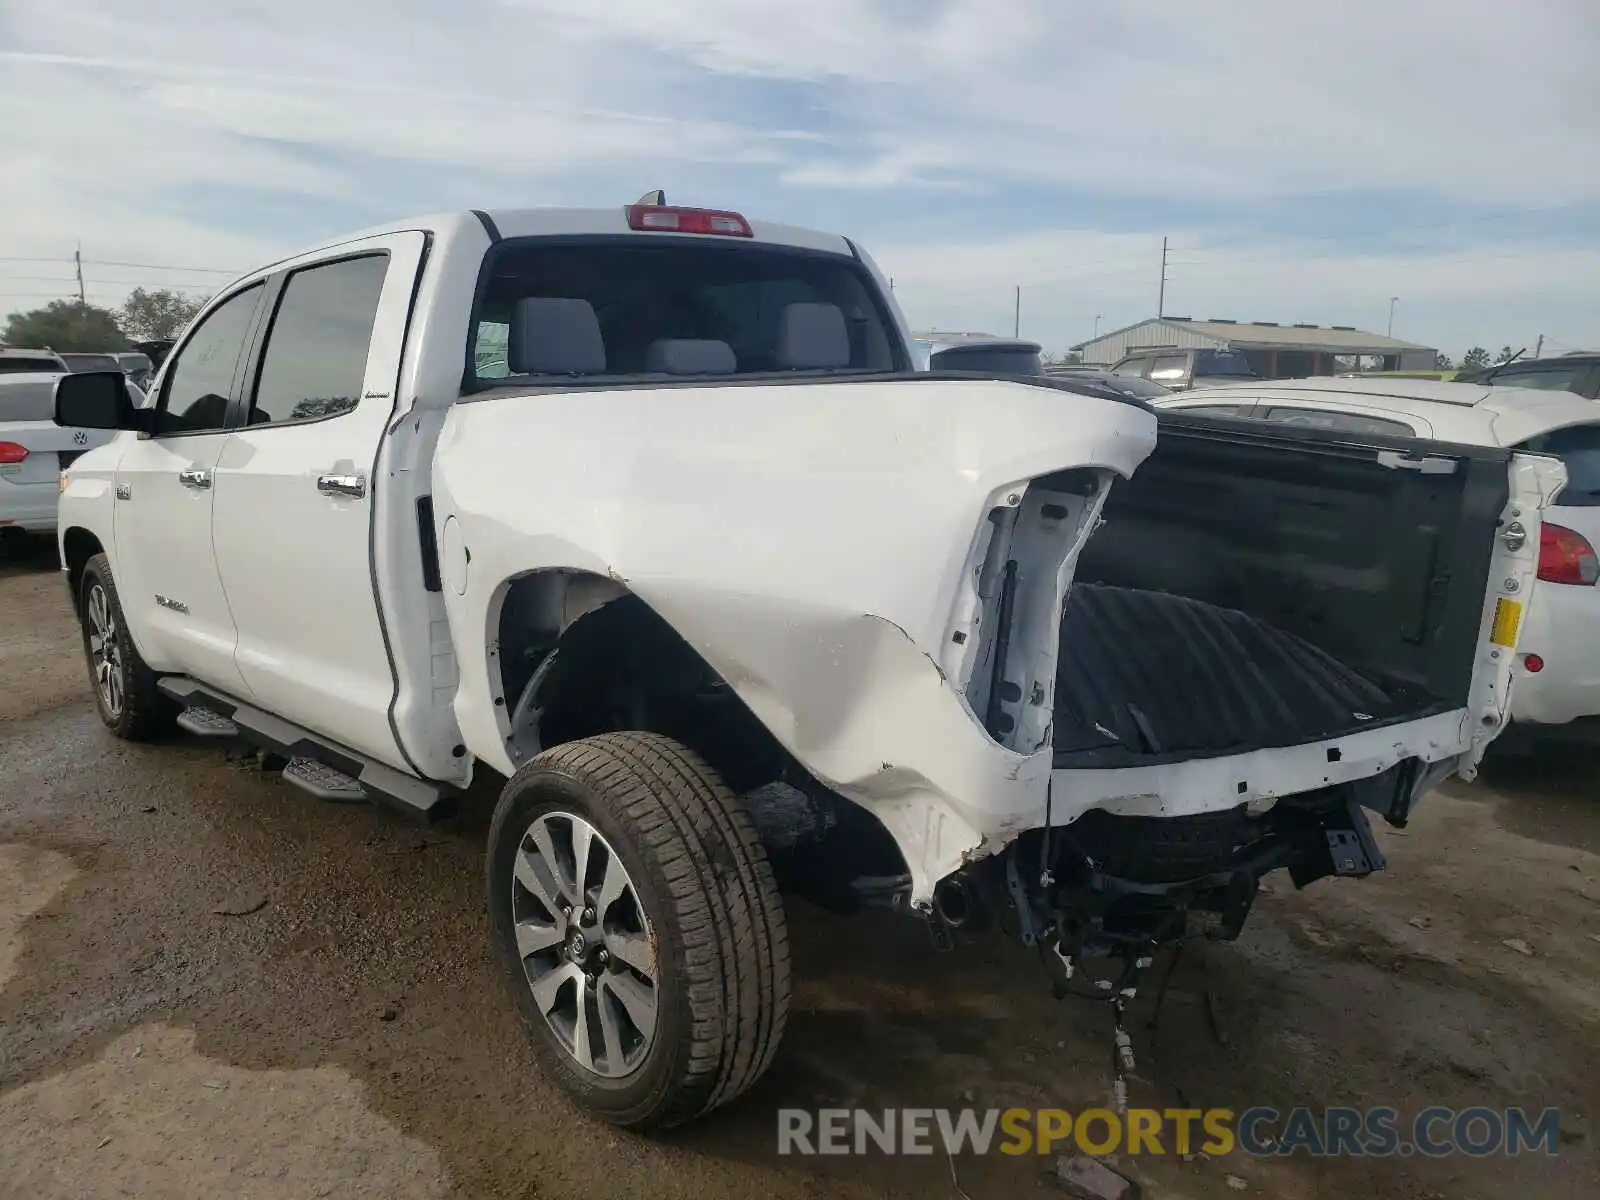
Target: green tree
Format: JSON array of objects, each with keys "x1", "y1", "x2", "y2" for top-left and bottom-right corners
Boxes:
[
  {"x1": 2, "y1": 301, "x2": 128, "y2": 352},
  {"x1": 119, "y1": 288, "x2": 207, "y2": 341},
  {"x1": 1435, "y1": 352, "x2": 1454, "y2": 370},
  {"x1": 1494, "y1": 345, "x2": 1518, "y2": 364},
  {"x1": 1461, "y1": 346, "x2": 1491, "y2": 370}
]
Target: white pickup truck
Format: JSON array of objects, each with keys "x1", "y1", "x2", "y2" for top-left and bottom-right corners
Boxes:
[{"x1": 53, "y1": 200, "x2": 1562, "y2": 1130}]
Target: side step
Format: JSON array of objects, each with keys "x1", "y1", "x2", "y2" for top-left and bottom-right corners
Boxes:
[
  {"x1": 158, "y1": 676, "x2": 454, "y2": 823},
  {"x1": 282, "y1": 757, "x2": 368, "y2": 804},
  {"x1": 176, "y1": 707, "x2": 240, "y2": 739}
]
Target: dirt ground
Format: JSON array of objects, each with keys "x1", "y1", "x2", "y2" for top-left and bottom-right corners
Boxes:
[{"x1": 1, "y1": 535, "x2": 1597, "y2": 1199}]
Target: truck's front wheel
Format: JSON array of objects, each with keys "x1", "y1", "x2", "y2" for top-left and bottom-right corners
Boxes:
[
  {"x1": 486, "y1": 732, "x2": 790, "y2": 1130},
  {"x1": 78, "y1": 553, "x2": 174, "y2": 741}
]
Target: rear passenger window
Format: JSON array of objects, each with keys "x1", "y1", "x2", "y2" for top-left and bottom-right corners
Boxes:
[
  {"x1": 248, "y1": 255, "x2": 389, "y2": 425},
  {"x1": 1258, "y1": 406, "x2": 1415, "y2": 437},
  {"x1": 1147, "y1": 355, "x2": 1188, "y2": 382},
  {"x1": 158, "y1": 283, "x2": 265, "y2": 434},
  {"x1": 1520, "y1": 425, "x2": 1600, "y2": 507}
]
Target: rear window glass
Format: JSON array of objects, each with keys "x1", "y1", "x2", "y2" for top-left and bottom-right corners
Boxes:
[
  {"x1": 469, "y1": 239, "x2": 903, "y2": 387},
  {"x1": 0, "y1": 355, "x2": 61, "y2": 374},
  {"x1": 1484, "y1": 365, "x2": 1590, "y2": 394},
  {"x1": 929, "y1": 345, "x2": 1043, "y2": 375},
  {"x1": 0, "y1": 379, "x2": 55, "y2": 422},
  {"x1": 1259, "y1": 406, "x2": 1416, "y2": 437},
  {"x1": 1521, "y1": 425, "x2": 1600, "y2": 507},
  {"x1": 57, "y1": 353, "x2": 121, "y2": 372},
  {"x1": 1194, "y1": 349, "x2": 1256, "y2": 377},
  {"x1": 1147, "y1": 354, "x2": 1188, "y2": 382}
]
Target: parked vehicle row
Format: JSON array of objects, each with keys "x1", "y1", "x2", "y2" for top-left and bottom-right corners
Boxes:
[
  {"x1": 46, "y1": 200, "x2": 1559, "y2": 1131},
  {"x1": 0, "y1": 373, "x2": 123, "y2": 551}
]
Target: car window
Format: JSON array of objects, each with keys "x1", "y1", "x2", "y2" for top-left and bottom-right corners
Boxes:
[
  {"x1": 1169, "y1": 403, "x2": 1253, "y2": 417},
  {"x1": 1483, "y1": 365, "x2": 1591, "y2": 394},
  {"x1": 0, "y1": 355, "x2": 63, "y2": 374},
  {"x1": 0, "y1": 378, "x2": 55, "y2": 422},
  {"x1": 58, "y1": 353, "x2": 121, "y2": 373},
  {"x1": 1110, "y1": 359, "x2": 1149, "y2": 378},
  {"x1": 469, "y1": 239, "x2": 902, "y2": 387},
  {"x1": 1193, "y1": 348, "x2": 1256, "y2": 378},
  {"x1": 1258, "y1": 405, "x2": 1416, "y2": 437},
  {"x1": 248, "y1": 255, "x2": 389, "y2": 425},
  {"x1": 1520, "y1": 424, "x2": 1600, "y2": 507},
  {"x1": 157, "y1": 284, "x2": 265, "y2": 435},
  {"x1": 1147, "y1": 354, "x2": 1189, "y2": 382}
]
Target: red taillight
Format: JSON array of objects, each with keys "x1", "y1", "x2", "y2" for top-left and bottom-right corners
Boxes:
[
  {"x1": 624, "y1": 204, "x2": 753, "y2": 237},
  {"x1": 0, "y1": 441, "x2": 28, "y2": 465},
  {"x1": 1523, "y1": 653, "x2": 1545, "y2": 673},
  {"x1": 1537, "y1": 523, "x2": 1599, "y2": 586}
]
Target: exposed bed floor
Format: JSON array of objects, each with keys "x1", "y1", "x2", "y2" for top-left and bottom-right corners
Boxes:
[{"x1": 1052, "y1": 584, "x2": 1440, "y2": 768}]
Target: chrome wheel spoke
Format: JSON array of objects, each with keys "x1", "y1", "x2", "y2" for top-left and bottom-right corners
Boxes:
[
  {"x1": 513, "y1": 848, "x2": 565, "y2": 917},
  {"x1": 569, "y1": 819, "x2": 595, "y2": 901},
  {"x1": 530, "y1": 961, "x2": 578, "y2": 1017},
  {"x1": 513, "y1": 916, "x2": 564, "y2": 959},
  {"x1": 571, "y1": 983, "x2": 597, "y2": 1072},
  {"x1": 595, "y1": 853, "x2": 630, "y2": 918},
  {"x1": 607, "y1": 930, "x2": 655, "y2": 980},
  {"x1": 529, "y1": 821, "x2": 573, "y2": 906},
  {"x1": 603, "y1": 971, "x2": 657, "y2": 1034},
  {"x1": 597, "y1": 985, "x2": 626, "y2": 1070}
]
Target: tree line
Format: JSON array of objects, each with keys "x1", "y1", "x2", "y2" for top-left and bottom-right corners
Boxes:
[{"x1": 1, "y1": 289, "x2": 208, "y2": 351}]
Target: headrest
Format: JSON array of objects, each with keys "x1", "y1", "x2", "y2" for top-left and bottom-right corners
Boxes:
[
  {"x1": 645, "y1": 338, "x2": 737, "y2": 375},
  {"x1": 774, "y1": 302, "x2": 851, "y2": 369},
  {"x1": 507, "y1": 297, "x2": 606, "y2": 375}
]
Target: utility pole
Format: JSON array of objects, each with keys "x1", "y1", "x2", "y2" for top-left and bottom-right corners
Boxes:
[
  {"x1": 1013, "y1": 286, "x2": 1021, "y2": 337},
  {"x1": 1157, "y1": 237, "x2": 1168, "y2": 318},
  {"x1": 1535, "y1": 333, "x2": 1544, "y2": 358},
  {"x1": 1094, "y1": 313, "x2": 1102, "y2": 338},
  {"x1": 74, "y1": 243, "x2": 86, "y2": 305},
  {"x1": 1387, "y1": 296, "x2": 1398, "y2": 337}
]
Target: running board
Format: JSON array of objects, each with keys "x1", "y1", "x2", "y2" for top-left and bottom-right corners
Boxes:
[
  {"x1": 176, "y1": 707, "x2": 240, "y2": 739},
  {"x1": 157, "y1": 676, "x2": 453, "y2": 823}
]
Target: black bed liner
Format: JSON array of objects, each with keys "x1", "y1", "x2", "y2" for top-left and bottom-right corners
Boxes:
[{"x1": 1052, "y1": 584, "x2": 1451, "y2": 769}]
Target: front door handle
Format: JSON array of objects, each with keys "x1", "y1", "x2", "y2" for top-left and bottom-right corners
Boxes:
[
  {"x1": 178, "y1": 468, "x2": 212, "y2": 490},
  {"x1": 317, "y1": 472, "x2": 367, "y2": 499}
]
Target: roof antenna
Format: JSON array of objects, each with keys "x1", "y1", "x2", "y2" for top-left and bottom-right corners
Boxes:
[
  {"x1": 1483, "y1": 346, "x2": 1527, "y2": 385},
  {"x1": 635, "y1": 189, "x2": 666, "y2": 206}
]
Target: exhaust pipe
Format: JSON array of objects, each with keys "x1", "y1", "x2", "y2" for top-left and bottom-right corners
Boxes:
[{"x1": 932, "y1": 875, "x2": 975, "y2": 928}]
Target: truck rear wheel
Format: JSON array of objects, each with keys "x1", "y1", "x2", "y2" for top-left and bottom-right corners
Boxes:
[
  {"x1": 78, "y1": 553, "x2": 175, "y2": 741},
  {"x1": 486, "y1": 731, "x2": 790, "y2": 1130}
]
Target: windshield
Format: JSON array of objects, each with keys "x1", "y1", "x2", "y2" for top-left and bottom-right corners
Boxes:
[
  {"x1": 470, "y1": 239, "x2": 904, "y2": 388},
  {"x1": 1482, "y1": 365, "x2": 1590, "y2": 393},
  {"x1": 1193, "y1": 349, "x2": 1257, "y2": 377}
]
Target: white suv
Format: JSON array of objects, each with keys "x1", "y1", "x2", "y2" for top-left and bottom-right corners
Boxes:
[{"x1": 1162, "y1": 377, "x2": 1600, "y2": 743}]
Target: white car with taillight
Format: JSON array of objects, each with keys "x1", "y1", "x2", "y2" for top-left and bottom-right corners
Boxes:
[
  {"x1": 0, "y1": 373, "x2": 119, "y2": 546},
  {"x1": 1161, "y1": 376, "x2": 1598, "y2": 742}
]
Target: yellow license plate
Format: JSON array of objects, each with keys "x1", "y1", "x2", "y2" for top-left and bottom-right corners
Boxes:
[{"x1": 1491, "y1": 597, "x2": 1523, "y2": 647}]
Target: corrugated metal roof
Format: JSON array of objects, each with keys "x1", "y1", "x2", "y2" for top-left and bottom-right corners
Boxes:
[{"x1": 1074, "y1": 318, "x2": 1434, "y2": 354}]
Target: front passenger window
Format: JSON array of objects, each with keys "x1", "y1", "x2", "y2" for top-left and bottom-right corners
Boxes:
[{"x1": 158, "y1": 284, "x2": 264, "y2": 434}]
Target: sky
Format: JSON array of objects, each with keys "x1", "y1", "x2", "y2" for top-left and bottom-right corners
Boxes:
[{"x1": 2, "y1": 0, "x2": 1598, "y2": 358}]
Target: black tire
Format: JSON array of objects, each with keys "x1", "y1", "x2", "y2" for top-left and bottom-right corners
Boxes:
[
  {"x1": 486, "y1": 731, "x2": 790, "y2": 1130},
  {"x1": 78, "y1": 553, "x2": 175, "y2": 740}
]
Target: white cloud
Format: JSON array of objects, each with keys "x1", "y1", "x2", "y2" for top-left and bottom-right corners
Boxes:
[{"x1": 0, "y1": 0, "x2": 1596, "y2": 350}]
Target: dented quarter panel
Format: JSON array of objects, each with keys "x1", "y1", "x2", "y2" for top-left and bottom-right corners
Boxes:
[{"x1": 433, "y1": 378, "x2": 1156, "y2": 902}]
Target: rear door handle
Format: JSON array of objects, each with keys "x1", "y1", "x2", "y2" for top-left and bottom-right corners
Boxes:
[
  {"x1": 317, "y1": 472, "x2": 367, "y2": 499},
  {"x1": 178, "y1": 468, "x2": 212, "y2": 490}
]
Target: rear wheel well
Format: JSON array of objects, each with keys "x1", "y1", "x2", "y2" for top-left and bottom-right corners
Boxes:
[
  {"x1": 62, "y1": 528, "x2": 104, "y2": 613},
  {"x1": 492, "y1": 571, "x2": 908, "y2": 891}
]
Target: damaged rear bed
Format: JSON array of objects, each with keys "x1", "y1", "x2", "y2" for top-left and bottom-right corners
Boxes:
[{"x1": 1048, "y1": 412, "x2": 1513, "y2": 770}]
